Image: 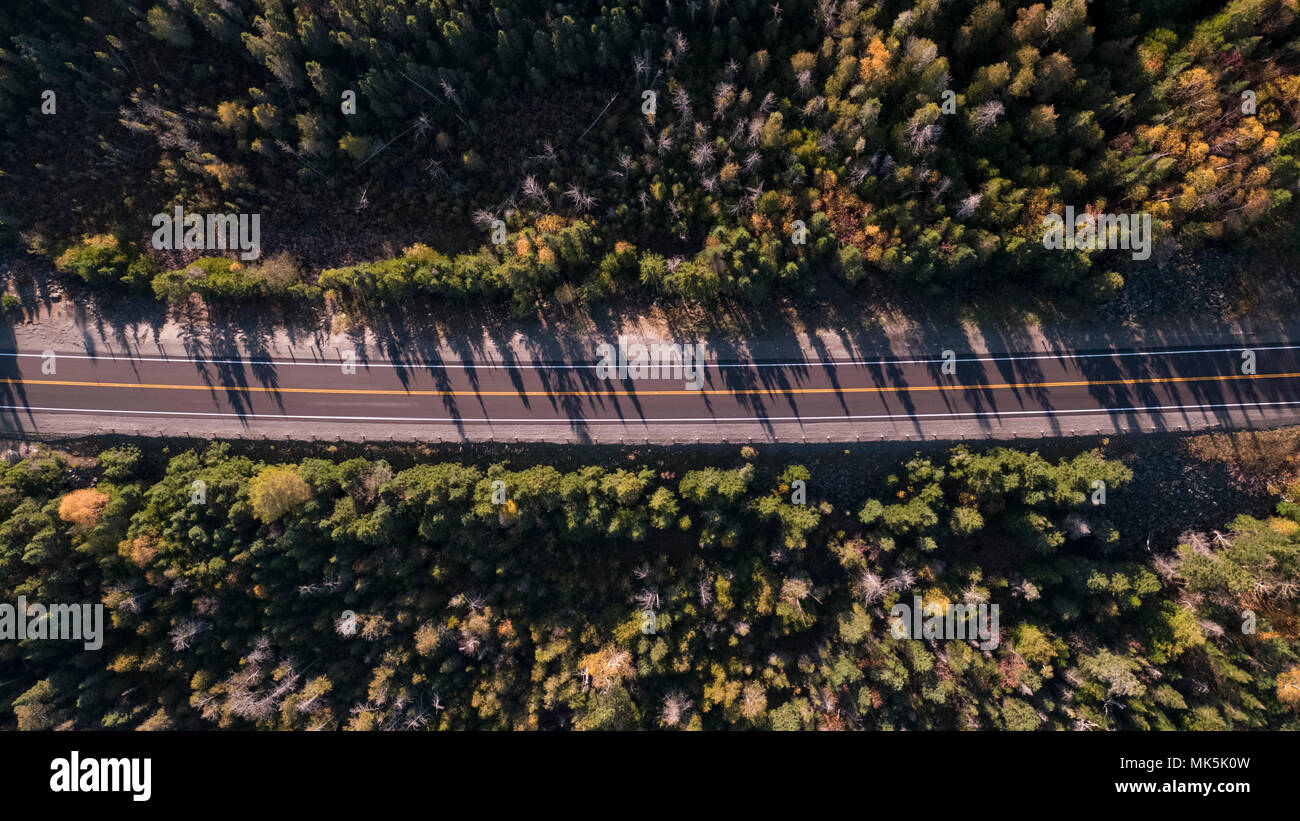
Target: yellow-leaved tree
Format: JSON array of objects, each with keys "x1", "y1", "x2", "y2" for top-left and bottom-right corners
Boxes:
[
  {"x1": 248, "y1": 465, "x2": 313, "y2": 523},
  {"x1": 57, "y1": 488, "x2": 110, "y2": 531},
  {"x1": 1279, "y1": 667, "x2": 1300, "y2": 710}
]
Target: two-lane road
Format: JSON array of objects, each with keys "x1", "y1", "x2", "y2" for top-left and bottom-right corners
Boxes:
[{"x1": 2, "y1": 343, "x2": 1300, "y2": 443}]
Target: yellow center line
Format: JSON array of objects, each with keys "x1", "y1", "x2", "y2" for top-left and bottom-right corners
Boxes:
[{"x1": 2, "y1": 371, "x2": 1297, "y2": 398}]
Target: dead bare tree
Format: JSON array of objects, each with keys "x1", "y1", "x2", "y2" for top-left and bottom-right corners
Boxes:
[
  {"x1": 906, "y1": 121, "x2": 941, "y2": 154},
  {"x1": 698, "y1": 571, "x2": 715, "y2": 606},
  {"x1": 660, "y1": 691, "x2": 694, "y2": 728},
  {"x1": 671, "y1": 88, "x2": 693, "y2": 126},
  {"x1": 957, "y1": 192, "x2": 983, "y2": 218},
  {"x1": 169, "y1": 619, "x2": 207, "y2": 651},
  {"x1": 248, "y1": 636, "x2": 272, "y2": 664},
  {"x1": 971, "y1": 100, "x2": 1005, "y2": 133},
  {"x1": 634, "y1": 588, "x2": 661, "y2": 610},
  {"x1": 690, "y1": 142, "x2": 715, "y2": 168}
]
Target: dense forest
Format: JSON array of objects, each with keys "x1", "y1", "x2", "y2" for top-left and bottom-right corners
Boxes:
[
  {"x1": 2, "y1": 440, "x2": 1297, "y2": 730},
  {"x1": 2, "y1": 0, "x2": 1298, "y2": 315}
]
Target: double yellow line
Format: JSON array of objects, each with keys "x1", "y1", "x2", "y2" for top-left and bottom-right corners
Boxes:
[{"x1": 3, "y1": 370, "x2": 1297, "y2": 398}]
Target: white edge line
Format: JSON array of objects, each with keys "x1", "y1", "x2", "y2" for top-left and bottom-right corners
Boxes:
[
  {"x1": 6, "y1": 399, "x2": 1300, "y2": 425},
  {"x1": 0, "y1": 343, "x2": 1293, "y2": 371}
]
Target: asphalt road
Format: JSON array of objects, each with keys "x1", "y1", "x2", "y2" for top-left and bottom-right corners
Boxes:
[{"x1": 3, "y1": 342, "x2": 1300, "y2": 443}]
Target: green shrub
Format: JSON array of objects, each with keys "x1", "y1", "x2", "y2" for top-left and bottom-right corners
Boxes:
[
  {"x1": 55, "y1": 235, "x2": 156, "y2": 291},
  {"x1": 152, "y1": 256, "x2": 265, "y2": 303}
]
